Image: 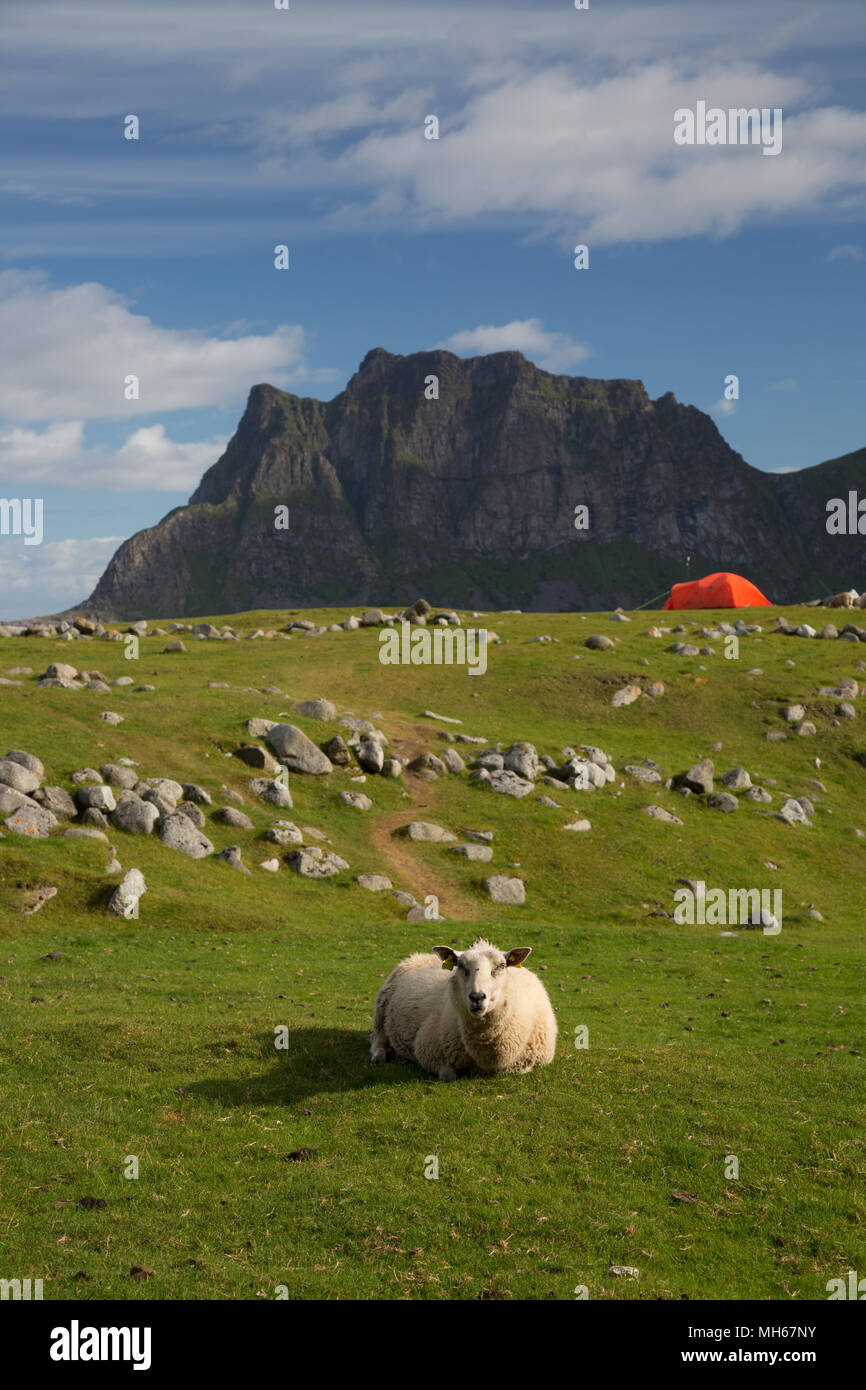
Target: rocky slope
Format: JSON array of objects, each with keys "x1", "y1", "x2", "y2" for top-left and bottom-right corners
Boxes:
[{"x1": 86, "y1": 348, "x2": 866, "y2": 617}]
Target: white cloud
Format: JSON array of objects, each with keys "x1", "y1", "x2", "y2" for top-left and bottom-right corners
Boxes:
[
  {"x1": 437, "y1": 319, "x2": 591, "y2": 372},
  {"x1": 0, "y1": 270, "x2": 336, "y2": 423},
  {"x1": 710, "y1": 397, "x2": 737, "y2": 417},
  {"x1": 827, "y1": 243, "x2": 863, "y2": 260},
  {"x1": 0, "y1": 420, "x2": 228, "y2": 492},
  {"x1": 325, "y1": 63, "x2": 866, "y2": 244},
  {"x1": 771, "y1": 465, "x2": 800, "y2": 473},
  {"x1": 0, "y1": 4, "x2": 863, "y2": 248},
  {"x1": 0, "y1": 534, "x2": 123, "y2": 620}
]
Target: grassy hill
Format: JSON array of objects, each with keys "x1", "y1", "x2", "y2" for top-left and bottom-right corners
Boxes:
[{"x1": 1, "y1": 604, "x2": 864, "y2": 1300}]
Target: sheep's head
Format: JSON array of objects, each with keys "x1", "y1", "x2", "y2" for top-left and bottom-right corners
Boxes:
[{"x1": 433, "y1": 939, "x2": 531, "y2": 1019}]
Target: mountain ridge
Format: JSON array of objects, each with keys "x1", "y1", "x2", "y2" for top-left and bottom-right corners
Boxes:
[{"x1": 85, "y1": 348, "x2": 866, "y2": 618}]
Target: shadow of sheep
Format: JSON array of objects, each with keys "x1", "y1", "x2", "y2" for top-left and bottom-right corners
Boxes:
[{"x1": 183, "y1": 1026, "x2": 428, "y2": 1109}]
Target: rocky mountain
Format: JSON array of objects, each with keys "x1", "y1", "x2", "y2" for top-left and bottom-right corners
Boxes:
[{"x1": 86, "y1": 348, "x2": 866, "y2": 617}]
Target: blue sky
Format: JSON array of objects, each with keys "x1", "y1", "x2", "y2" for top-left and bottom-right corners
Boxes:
[{"x1": 0, "y1": 0, "x2": 864, "y2": 617}]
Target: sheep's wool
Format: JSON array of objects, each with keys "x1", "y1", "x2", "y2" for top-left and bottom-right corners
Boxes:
[{"x1": 371, "y1": 938, "x2": 557, "y2": 1080}]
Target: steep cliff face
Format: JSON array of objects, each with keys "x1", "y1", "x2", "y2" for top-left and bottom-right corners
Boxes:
[{"x1": 87, "y1": 348, "x2": 866, "y2": 617}]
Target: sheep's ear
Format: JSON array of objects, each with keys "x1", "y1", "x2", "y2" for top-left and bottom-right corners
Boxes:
[
  {"x1": 505, "y1": 948, "x2": 532, "y2": 968},
  {"x1": 433, "y1": 946, "x2": 458, "y2": 971}
]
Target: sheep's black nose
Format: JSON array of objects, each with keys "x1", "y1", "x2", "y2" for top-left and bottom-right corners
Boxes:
[{"x1": 469, "y1": 991, "x2": 486, "y2": 1003}]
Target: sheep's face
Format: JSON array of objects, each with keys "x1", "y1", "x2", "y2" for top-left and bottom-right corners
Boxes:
[{"x1": 433, "y1": 941, "x2": 532, "y2": 1019}]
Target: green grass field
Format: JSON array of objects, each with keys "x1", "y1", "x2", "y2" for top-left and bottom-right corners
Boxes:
[{"x1": 1, "y1": 604, "x2": 864, "y2": 1300}]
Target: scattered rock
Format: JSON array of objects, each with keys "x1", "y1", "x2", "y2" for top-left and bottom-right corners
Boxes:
[
  {"x1": 449, "y1": 843, "x2": 494, "y2": 861},
  {"x1": 744, "y1": 786, "x2": 772, "y2": 804},
  {"x1": 673, "y1": 759, "x2": 714, "y2": 796},
  {"x1": 100, "y1": 763, "x2": 139, "y2": 790},
  {"x1": 776, "y1": 798, "x2": 812, "y2": 827},
  {"x1": 408, "y1": 753, "x2": 447, "y2": 776},
  {"x1": 108, "y1": 869, "x2": 147, "y2": 918},
  {"x1": 249, "y1": 777, "x2": 293, "y2": 809},
  {"x1": 624, "y1": 764, "x2": 662, "y2": 784},
  {"x1": 340, "y1": 790, "x2": 372, "y2": 811},
  {"x1": 110, "y1": 797, "x2": 160, "y2": 835},
  {"x1": 781, "y1": 703, "x2": 806, "y2": 723},
  {"x1": 720, "y1": 768, "x2": 751, "y2": 791},
  {"x1": 5, "y1": 749, "x2": 44, "y2": 780},
  {"x1": 247, "y1": 718, "x2": 276, "y2": 739},
  {"x1": 481, "y1": 875, "x2": 526, "y2": 905},
  {"x1": 0, "y1": 758, "x2": 40, "y2": 794},
  {"x1": 76, "y1": 785, "x2": 117, "y2": 813},
  {"x1": 4, "y1": 802, "x2": 57, "y2": 836},
  {"x1": 293, "y1": 698, "x2": 338, "y2": 722},
  {"x1": 235, "y1": 745, "x2": 280, "y2": 773},
  {"x1": 214, "y1": 806, "x2": 254, "y2": 830},
  {"x1": 37, "y1": 787, "x2": 77, "y2": 819},
  {"x1": 404, "y1": 821, "x2": 456, "y2": 843},
  {"x1": 422, "y1": 709, "x2": 462, "y2": 724},
  {"x1": 266, "y1": 724, "x2": 333, "y2": 774},
  {"x1": 0, "y1": 787, "x2": 34, "y2": 815},
  {"x1": 22, "y1": 885, "x2": 59, "y2": 915},
  {"x1": 484, "y1": 769, "x2": 535, "y2": 798},
  {"x1": 286, "y1": 848, "x2": 348, "y2": 878},
  {"x1": 322, "y1": 735, "x2": 351, "y2": 766},
  {"x1": 502, "y1": 742, "x2": 538, "y2": 779},
  {"x1": 356, "y1": 739, "x2": 385, "y2": 774},
  {"x1": 264, "y1": 821, "x2": 304, "y2": 846},
  {"x1": 158, "y1": 815, "x2": 215, "y2": 858},
  {"x1": 176, "y1": 801, "x2": 206, "y2": 828},
  {"x1": 216, "y1": 845, "x2": 251, "y2": 873},
  {"x1": 181, "y1": 783, "x2": 211, "y2": 805},
  {"x1": 612, "y1": 684, "x2": 641, "y2": 708},
  {"x1": 643, "y1": 805, "x2": 683, "y2": 825}
]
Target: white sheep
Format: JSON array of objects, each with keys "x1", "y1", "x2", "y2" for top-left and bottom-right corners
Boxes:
[{"x1": 370, "y1": 938, "x2": 557, "y2": 1080}]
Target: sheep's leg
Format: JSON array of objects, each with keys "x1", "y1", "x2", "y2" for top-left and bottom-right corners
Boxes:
[
  {"x1": 370, "y1": 1030, "x2": 392, "y2": 1063},
  {"x1": 438, "y1": 1064, "x2": 457, "y2": 1081},
  {"x1": 371, "y1": 973, "x2": 399, "y2": 1062}
]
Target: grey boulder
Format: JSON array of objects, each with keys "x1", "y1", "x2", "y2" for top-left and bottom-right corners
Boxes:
[
  {"x1": 108, "y1": 868, "x2": 147, "y2": 918},
  {"x1": 4, "y1": 803, "x2": 57, "y2": 837},
  {"x1": 293, "y1": 698, "x2": 338, "y2": 722},
  {"x1": 266, "y1": 724, "x2": 333, "y2": 774},
  {"x1": 503, "y1": 742, "x2": 538, "y2": 780},
  {"x1": 110, "y1": 797, "x2": 161, "y2": 835},
  {"x1": 214, "y1": 806, "x2": 254, "y2": 830},
  {"x1": 159, "y1": 814, "x2": 215, "y2": 858},
  {"x1": 0, "y1": 758, "x2": 40, "y2": 795},
  {"x1": 482, "y1": 875, "x2": 526, "y2": 905},
  {"x1": 249, "y1": 777, "x2": 293, "y2": 808}
]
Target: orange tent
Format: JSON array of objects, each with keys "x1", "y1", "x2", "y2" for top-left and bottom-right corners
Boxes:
[{"x1": 662, "y1": 571, "x2": 772, "y2": 610}]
